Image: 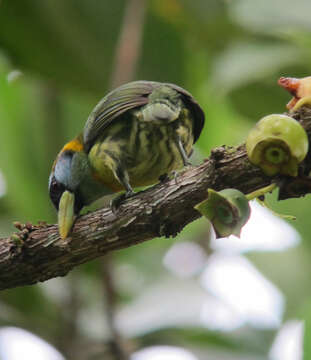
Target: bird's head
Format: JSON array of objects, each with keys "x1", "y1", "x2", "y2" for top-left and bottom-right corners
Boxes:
[{"x1": 49, "y1": 136, "x2": 86, "y2": 239}]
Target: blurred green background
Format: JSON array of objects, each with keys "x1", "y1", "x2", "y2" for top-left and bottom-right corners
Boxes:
[{"x1": 0, "y1": 0, "x2": 311, "y2": 359}]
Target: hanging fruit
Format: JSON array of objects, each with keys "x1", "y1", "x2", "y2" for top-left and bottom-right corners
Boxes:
[
  {"x1": 246, "y1": 114, "x2": 308, "y2": 177},
  {"x1": 195, "y1": 188, "x2": 251, "y2": 238}
]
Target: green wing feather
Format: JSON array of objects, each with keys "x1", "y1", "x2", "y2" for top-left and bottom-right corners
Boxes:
[
  {"x1": 165, "y1": 82, "x2": 205, "y2": 143},
  {"x1": 83, "y1": 80, "x2": 205, "y2": 152},
  {"x1": 83, "y1": 81, "x2": 156, "y2": 151}
]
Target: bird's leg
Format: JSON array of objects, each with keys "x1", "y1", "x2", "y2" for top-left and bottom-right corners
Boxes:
[
  {"x1": 158, "y1": 137, "x2": 192, "y2": 185},
  {"x1": 176, "y1": 136, "x2": 191, "y2": 167},
  {"x1": 110, "y1": 164, "x2": 135, "y2": 213},
  {"x1": 169, "y1": 135, "x2": 194, "y2": 184}
]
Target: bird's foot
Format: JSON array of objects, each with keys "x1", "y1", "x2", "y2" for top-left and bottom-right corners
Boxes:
[
  {"x1": 176, "y1": 163, "x2": 194, "y2": 182},
  {"x1": 159, "y1": 173, "x2": 169, "y2": 183},
  {"x1": 160, "y1": 164, "x2": 193, "y2": 185},
  {"x1": 110, "y1": 190, "x2": 135, "y2": 214}
]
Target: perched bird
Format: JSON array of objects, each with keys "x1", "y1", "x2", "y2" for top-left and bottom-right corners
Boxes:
[{"x1": 49, "y1": 81, "x2": 205, "y2": 239}]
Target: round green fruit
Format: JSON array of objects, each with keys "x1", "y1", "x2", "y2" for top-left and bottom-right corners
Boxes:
[
  {"x1": 246, "y1": 114, "x2": 308, "y2": 176},
  {"x1": 195, "y1": 188, "x2": 251, "y2": 238}
]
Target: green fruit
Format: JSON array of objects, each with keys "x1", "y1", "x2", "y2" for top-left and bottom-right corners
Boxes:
[
  {"x1": 195, "y1": 188, "x2": 251, "y2": 238},
  {"x1": 246, "y1": 114, "x2": 309, "y2": 176}
]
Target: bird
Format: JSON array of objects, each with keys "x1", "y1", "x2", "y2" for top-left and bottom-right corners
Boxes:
[{"x1": 49, "y1": 80, "x2": 205, "y2": 239}]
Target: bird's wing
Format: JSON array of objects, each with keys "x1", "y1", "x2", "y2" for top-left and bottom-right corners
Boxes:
[
  {"x1": 83, "y1": 80, "x2": 205, "y2": 151},
  {"x1": 164, "y1": 83, "x2": 205, "y2": 143},
  {"x1": 83, "y1": 81, "x2": 158, "y2": 151}
]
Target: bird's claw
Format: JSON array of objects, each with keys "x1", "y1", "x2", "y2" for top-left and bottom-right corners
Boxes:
[
  {"x1": 159, "y1": 173, "x2": 169, "y2": 183},
  {"x1": 110, "y1": 190, "x2": 135, "y2": 214},
  {"x1": 159, "y1": 164, "x2": 193, "y2": 185}
]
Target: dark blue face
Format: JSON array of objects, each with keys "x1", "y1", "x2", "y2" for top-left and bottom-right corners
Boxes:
[
  {"x1": 49, "y1": 151, "x2": 83, "y2": 214},
  {"x1": 48, "y1": 173, "x2": 66, "y2": 210}
]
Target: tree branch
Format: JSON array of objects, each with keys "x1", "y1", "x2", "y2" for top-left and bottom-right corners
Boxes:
[{"x1": 1, "y1": 107, "x2": 311, "y2": 291}]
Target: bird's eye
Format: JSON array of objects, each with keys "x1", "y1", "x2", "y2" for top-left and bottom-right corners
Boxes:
[
  {"x1": 51, "y1": 178, "x2": 61, "y2": 190},
  {"x1": 49, "y1": 176, "x2": 66, "y2": 210}
]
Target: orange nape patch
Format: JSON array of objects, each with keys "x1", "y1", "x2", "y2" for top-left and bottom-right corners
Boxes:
[{"x1": 62, "y1": 138, "x2": 84, "y2": 153}]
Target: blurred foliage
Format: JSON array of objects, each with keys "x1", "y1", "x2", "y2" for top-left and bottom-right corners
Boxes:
[{"x1": 0, "y1": 0, "x2": 311, "y2": 359}]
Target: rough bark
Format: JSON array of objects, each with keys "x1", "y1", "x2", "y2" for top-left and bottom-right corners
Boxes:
[{"x1": 1, "y1": 107, "x2": 311, "y2": 291}]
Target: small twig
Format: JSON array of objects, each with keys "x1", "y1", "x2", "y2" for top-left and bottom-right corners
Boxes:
[
  {"x1": 101, "y1": 256, "x2": 129, "y2": 360},
  {"x1": 246, "y1": 183, "x2": 277, "y2": 201},
  {"x1": 57, "y1": 274, "x2": 81, "y2": 359},
  {"x1": 110, "y1": 0, "x2": 146, "y2": 88}
]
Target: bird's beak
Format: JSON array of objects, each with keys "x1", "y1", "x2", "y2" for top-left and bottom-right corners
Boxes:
[{"x1": 58, "y1": 190, "x2": 76, "y2": 239}]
